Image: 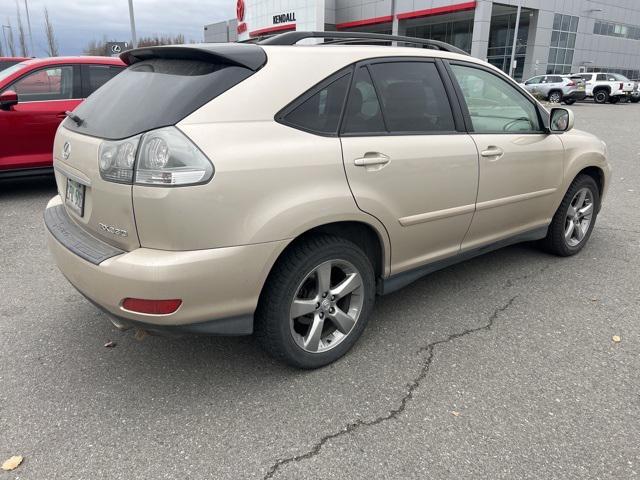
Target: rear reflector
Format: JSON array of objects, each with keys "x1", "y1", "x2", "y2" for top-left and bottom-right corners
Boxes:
[{"x1": 122, "y1": 298, "x2": 182, "y2": 315}]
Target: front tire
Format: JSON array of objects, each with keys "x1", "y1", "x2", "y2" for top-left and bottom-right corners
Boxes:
[
  {"x1": 609, "y1": 96, "x2": 620, "y2": 104},
  {"x1": 563, "y1": 98, "x2": 576, "y2": 105},
  {"x1": 542, "y1": 174, "x2": 600, "y2": 256},
  {"x1": 255, "y1": 235, "x2": 376, "y2": 369},
  {"x1": 548, "y1": 91, "x2": 562, "y2": 103}
]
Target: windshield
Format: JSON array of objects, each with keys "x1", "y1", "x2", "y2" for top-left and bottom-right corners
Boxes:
[
  {"x1": 64, "y1": 58, "x2": 255, "y2": 140},
  {"x1": 611, "y1": 73, "x2": 630, "y2": 81},
  {"x1": 0, "y1": 62, "x2": 27, "y2": 85}
]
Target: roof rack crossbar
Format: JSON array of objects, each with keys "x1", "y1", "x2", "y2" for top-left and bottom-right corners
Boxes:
[{"x1": 258, "y1": 31, "x2": 469, "y2": 56}]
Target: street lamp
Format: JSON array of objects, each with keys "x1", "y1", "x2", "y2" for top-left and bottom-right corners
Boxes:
[{"x1": 128, "y1": 0, "x2": 138, "y2": 48}]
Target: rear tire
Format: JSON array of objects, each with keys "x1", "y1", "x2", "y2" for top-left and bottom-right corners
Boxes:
[
  {"x1": 593, "y1": 89, "x2": 609, "y2": 104},
  {"x1": 630, "y1": 96, "x2": 640, "y2": 103},
  {"x1": 255, "y1": 235, "x2": 376, "y2": 369},
  {"x1": 542, "y1": 174, "x2": 600, "y2": 257}
]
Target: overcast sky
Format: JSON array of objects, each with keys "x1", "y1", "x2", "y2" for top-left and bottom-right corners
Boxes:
[{"x1": 0, "y1": 0, "x2": 233, "y2": 56}]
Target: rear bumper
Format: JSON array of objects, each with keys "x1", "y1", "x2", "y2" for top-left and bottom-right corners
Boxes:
[{"x1": 44, "y1": 195, "x2": 288, "y2": 334}]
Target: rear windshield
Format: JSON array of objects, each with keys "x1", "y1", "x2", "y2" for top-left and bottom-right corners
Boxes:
[{"x1": 64, "y1": 58, "x2": 254, "y2": 140}]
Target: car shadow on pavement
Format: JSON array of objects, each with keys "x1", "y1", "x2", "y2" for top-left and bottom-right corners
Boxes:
[
  {"x1": 0, "y1": 174, "x2": 57, "y2": 198},
  {"x1": 45, "y1": 241, "x2": 555, "y2": 391}
]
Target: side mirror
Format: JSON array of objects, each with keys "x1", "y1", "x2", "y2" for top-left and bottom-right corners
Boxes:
[
  {"x1": 549, "y1": 107, "x2": 574, "y2": 133},
  {"x1": 0, "y1": 90, "x2": 18, "y2": 111}
]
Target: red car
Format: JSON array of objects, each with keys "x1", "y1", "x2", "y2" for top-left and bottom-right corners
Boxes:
[{"x1": 0, "y1": 56, "x2": 125, "y2": 177}]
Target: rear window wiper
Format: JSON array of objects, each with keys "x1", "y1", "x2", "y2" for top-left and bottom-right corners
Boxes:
[{"x1": 65, "y1": 111, "x2": 84, "y2": 126}]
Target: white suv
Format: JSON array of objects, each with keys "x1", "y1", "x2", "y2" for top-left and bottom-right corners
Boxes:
[{"x1": 576, "y1": 72, "x2": 635, "y2": 103}]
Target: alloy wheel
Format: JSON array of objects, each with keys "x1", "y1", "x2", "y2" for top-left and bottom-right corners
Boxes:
[
  {"x1": 564, "y1": 187, "x2": 594, "y2": 247},
  {"x1": 289, "y1": 259, "x2": 364, "y2": 353},
  {"x1": 549, "y1": 92, "x2": 561, "y2": 103}
]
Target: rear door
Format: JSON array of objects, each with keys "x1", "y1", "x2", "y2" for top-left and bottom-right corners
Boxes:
[
  {"x1": 0, "y1": 64, "x2": 81, "y2": 171},
  {"x1": 340, "y1": 58, "x2": 479, "y2": 273},
  {"x1": 446, "y1": 61, "x2": 564, "y2": 251}
]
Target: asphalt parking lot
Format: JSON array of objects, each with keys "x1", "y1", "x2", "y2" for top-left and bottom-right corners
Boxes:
[{"x1": 1, "y1": 101, "x2": 639, "y2": 479}]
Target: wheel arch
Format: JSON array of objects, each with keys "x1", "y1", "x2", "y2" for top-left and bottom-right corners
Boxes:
[
  {"x1": 547, "y1": 89, "x2": 563, "y2": 100},
  {"x1": 593, "y1": 85, "x2": 611, "y2": 94},
  {"x1": 577, "y1": 166, "x2": 605, "y2": 204},
  {"x1": 258, "y1": 219, "x2": 391, "y2": 303}
]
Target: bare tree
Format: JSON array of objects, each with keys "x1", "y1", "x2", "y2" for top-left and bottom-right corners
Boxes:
[
  {"x1": 6, "y1": 19, "x2": 16, "y2": 56},
  {"x1": 23, "y1": 0, "x2": 34, "y2": 55},
  {"x1": 15, "y1": 0, "x2": 28, "y2": 56},
  {"x1": 43, "y1": 7, "x2": 58, "y2": 57},
  {"x1": 0, "y1": 38, "x2": 4, "y2": 56}
]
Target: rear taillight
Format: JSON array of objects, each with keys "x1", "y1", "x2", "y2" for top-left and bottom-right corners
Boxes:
[
  {"x1": 122, "y1": 298, "x2": 182, "y2": 315},
  {"x1": 567, "y1": 81, "x2": 576, "y2": 86},
  {"x1": 98, "y1": 126, "x2": 214, "y2": 187},
  {"x1": 620, "y1": 82, "x2": 624, "y2": 90}
]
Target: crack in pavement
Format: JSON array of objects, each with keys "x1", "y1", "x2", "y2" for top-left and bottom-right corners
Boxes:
[{"x1": 262, "y1": 295, "x2": 519, "y2": 479}]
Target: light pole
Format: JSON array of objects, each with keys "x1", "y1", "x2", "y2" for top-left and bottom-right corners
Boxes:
[
  {"x1": 508, "y1": 1, "x2": 522, "y2": 79},
  {"x1": 2, "y1": 25, "x2": 11, "y2": 56},
  {"x1": 128, "y1": 0, "x2": 138, "y2": 48}
]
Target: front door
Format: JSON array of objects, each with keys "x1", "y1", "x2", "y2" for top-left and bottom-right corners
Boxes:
[
  {"x1": 447, "y1": 62, "x2": 565, "y2": 251},
  {"x1": 0, "y1": 65, "x2": 81, "y2": 171},
  {"x1": 340, "y1": 60, "x2": 479, "y2": 274}
]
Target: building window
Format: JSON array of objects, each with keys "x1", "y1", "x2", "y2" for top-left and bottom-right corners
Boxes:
[
  {"x1": 594, "y1": 20, "x2": 640, "y2": 41},
  {"x1": 547, "y1": 14, "x2": 578, "y2": 74},
  {"x1": 405, "y1": 19, "x2": 473, "y2": 54},
  {"x1": 486, "y1": 11, "x2": 530, "y2": 81}
]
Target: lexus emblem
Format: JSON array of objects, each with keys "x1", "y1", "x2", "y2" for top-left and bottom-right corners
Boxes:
[
  {"x1": 236, "y1": 0, "x2": 245, "y2": 22},
  {"x1": 62, "y1": 142, "x2": 71, "y2": 160}
]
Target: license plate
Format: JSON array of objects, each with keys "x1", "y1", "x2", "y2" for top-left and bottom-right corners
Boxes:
[{"x1": 65, "y1": 178, "x2": 85, "y2": 216}]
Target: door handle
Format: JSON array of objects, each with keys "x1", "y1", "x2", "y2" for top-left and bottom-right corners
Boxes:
[
  {"x1": 480, "y1": 146, "x2": 504, "y2": 159},
  {"x1": 354, "y1": 154, "x2": 390, "y2": 167}
]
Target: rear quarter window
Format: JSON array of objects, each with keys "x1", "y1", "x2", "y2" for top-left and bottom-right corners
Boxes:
[{"x1": 279, "y1": 73, "x2": 351, "y2": 135}]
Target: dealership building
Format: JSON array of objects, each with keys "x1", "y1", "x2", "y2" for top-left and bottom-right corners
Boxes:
[{"x1": 204, "y1": 0, "x2": 640, "y2": 81}]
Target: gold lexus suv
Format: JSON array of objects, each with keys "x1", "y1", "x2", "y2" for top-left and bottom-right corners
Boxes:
[{"x1": 45, "y1": 32, "x2": 610, "y2": 368}]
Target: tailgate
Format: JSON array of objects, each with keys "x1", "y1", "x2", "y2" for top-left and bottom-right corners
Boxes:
[{"x1": 52, "y1": 127, "x2": 139, "y2": 251}]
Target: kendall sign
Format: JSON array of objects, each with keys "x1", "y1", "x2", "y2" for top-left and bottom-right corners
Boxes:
[{"x1": 273, "y1": 12, "x2": 296, "y2": 24}]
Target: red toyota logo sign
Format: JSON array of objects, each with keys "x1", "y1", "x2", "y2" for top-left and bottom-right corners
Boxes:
[{"x1": 236, "y1": 0, "x2": 245, "y2": 22}]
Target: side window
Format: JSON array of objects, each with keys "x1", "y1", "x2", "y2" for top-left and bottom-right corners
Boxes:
[
  {"x1": 596, "y1": 74, "x2": 607, "y2": 81},
  {"x1": 526, "y1": 76, "x2": 543, "y2": 85},
  {"x1": 450, "y1": 64, "x2": 541, "y2": 133},
  {"x1": 281, "y1": 73, "x2": 351, "y2": 134},
  {"x1": 85, "y1": 65, "x2": 124, "y2": 96},
  {"x1": 369, "y1": 61, "x2": 455, "y2": 133},
  {"x1": 6, "y1": 66, "x2": 74, "y2": 102},
  {"x1": 342, "y1": 67, "x2": 386, "y2": 134}
]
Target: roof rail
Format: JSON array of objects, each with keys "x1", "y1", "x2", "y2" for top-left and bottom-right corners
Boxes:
[{"x1": 257, "y1": 31, "x2": 469, "y2": 56}]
